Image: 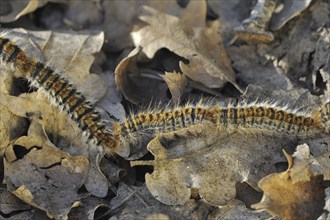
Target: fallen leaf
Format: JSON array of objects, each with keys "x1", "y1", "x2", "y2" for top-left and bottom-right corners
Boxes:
[
  {"x1": 270, "y1": 0, "x2": 313, "y2": 30},
  {"x1": 0, "y1": 73, "x2": 28, "y2": 156},
  {"x1": 3, "y1": 121, "x2": 90, "y2": 219},
  {"x1": 0, "y1": 0, "x2": 47, "y2": 23},
  {"x1": 131, "y1": 1, "x2": 242, "y2": 92},
  {"x1": 131, "y1": 124, "x2": 291, "y2": 206},
  {"x1": 115, "y1": 47, "x2": 169, "y2": 104},
  {"x1": 102, "y1": 0, "x2": 192, "y2": 51},
  {"x1": 162, "y1": 71, "x2": 189, "y2": 103},
  {"x1": 252, "y1": 144, "x2": 329, "y2": 220},
  {"x1": 0, "y1": 91, "x2": 111, "y2": 198}
]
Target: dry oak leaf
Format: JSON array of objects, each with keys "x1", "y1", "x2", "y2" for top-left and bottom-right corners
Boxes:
[
  {"x1": 161, "y1": 71, "x2": 189, "y2": 103},
  {"x1": 131, "y1": 123, "x2": 291, "y2": 206},
  {"x1": 3, "y1": 121, "x2": 90, "y2": 220},
  {"x1": 0, "y1": 73, "x2": 28, "y2": 156},
  {"x1": 0, "y1": 91, "x2": 110, "y2": 198},
  {"x1": 131, "y1": 1, "x2": 242, "y2": 92},
  {"x1": 115, "y1": 47, "x2": 169, "y2": 105},
  {"x1": 252, "y1": 144, "x2": 329, "y2": 220}
]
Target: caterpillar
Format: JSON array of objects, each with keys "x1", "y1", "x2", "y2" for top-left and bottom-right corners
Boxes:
[
  {"x1": 0, "y1": 34, "x2": 122, "y2": 155},
  {"x1": 1, "y1": 32, "x2": 329, "y2": 158},
  {"x1": 115, "y1": 100, "x2": 330, "y2": 149}
]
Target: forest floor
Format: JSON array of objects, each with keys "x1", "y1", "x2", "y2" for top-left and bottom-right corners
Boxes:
[{"x1": 0, "y1": 0, "x2": 329, "y2": 220}]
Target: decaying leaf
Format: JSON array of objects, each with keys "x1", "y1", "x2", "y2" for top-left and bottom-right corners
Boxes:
[
  {"x1": 252, "y1": 144, "x2": 329, "y2": 220},
  {"x1": 270, "y1": 0, "x2": 313, "y2": 30},
  {"x1": 0, "y1": 91, "x2": 110, "y2": 198},
  {"x1": 3, "y1": 121, "x2": 90, "y2": 219},
  {"x1": 131, "y1": 123, "x2": 293, "y2": 206},
  {"x1": 131, "y1": 1, "x2": 242, "y2": 92},
  {"x1": 115, "y1": 47, "x2": 169, "y2": 104},
  {"x1": 161, "y1": 71, "x2": 189, "y2": 103},
  {"x1": 0, "y1": 74, "x2": 28, "y2": 156}
]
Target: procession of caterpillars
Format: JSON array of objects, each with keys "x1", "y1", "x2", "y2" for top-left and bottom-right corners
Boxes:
[{"x1": 0, "y1": 32, "x2": 329, "y2": 156}]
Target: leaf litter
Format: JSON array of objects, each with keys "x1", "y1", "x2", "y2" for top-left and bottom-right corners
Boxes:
[{"x1": 0, "y1": 0, "x2": 329, "y2": 219}]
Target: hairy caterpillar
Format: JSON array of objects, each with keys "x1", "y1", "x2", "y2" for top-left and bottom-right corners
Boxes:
[
  {"x1": 1, "y1": 33, "x2": 329, "y2": 158},
  {"x1": 0, "y1": 34, "x2": 122, "y2": 155},
  {"x1": 115, "y1": 100, "x2": 330, "y2": 149}
]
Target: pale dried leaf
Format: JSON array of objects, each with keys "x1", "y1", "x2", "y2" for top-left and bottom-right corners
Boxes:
[
  {"x1": 252, "y1": 144, "x2": 328, "y2": 219},
  {"x1": 3, "y1": 121, "x2": 90, "y2": 219},
  {"x1": 101, "y1": 0, "x2": 191, "y2": 51},
  {"x1": 131, "y1": 124, "x2": 290, "y2": 206},
  {"x1": 0, "y1": 105, "x2": 26, "y2": 155},
  {"x1": 0, "y1": 74, "x2": 28, "y2": 156},
  {"x1": 115, "y1": 46, "x2": 141, "y2": 103},
  {"x1": 131, "y1": 2, "x2": 242, "y2": 92},
  {"x1": 162, "y1": 71, "x2": 189, "y2": 103},
  {"x1": 0, "y1": 92, "x2": 111, "y2": 198}
]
